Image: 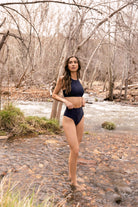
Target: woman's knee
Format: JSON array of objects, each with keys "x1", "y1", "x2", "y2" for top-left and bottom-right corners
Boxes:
[{"x1": 71, "y1": 146, "x2": 79, "y2": 156}]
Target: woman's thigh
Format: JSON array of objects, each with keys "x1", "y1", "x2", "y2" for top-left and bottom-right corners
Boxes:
[
  {"x1": 76, "y1": 115, "x2": 84, "y2": 144},
  {"x1": 62, "y1": 116, "x2": 79, "y2": 151}
]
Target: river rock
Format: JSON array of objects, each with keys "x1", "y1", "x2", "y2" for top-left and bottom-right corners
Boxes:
[
  {"x1": 117, "y1": 186, "x2": 132, "y2": 194},
  {"x1": 0, "y1": 136, "x2": 8, "y2": 140},
  {"x1": 112, "y1": 193, "x2": 122, "y2": 204}
]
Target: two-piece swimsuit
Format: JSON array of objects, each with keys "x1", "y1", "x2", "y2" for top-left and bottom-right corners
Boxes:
[{"x1": 63, "y1": 78, "x2": 84, "y2": 125}]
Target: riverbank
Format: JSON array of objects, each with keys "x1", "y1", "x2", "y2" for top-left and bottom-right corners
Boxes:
[
  {"x1": 1, "y1": 84, "x2": 138, "y2": 133},
  {"x1": 1, "y1": 84, "x2": 138, "y2": 206},
  {"x1": 1, "y1": 81, "x2": 138, "y2": 105},
  {"x1": 0, "y1": 131, "x2": 137, "y2": 206}
]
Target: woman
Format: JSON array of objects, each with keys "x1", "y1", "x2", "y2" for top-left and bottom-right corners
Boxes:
[{"x1": 52, "y1": 56, "x2": 85, "y2": 189}]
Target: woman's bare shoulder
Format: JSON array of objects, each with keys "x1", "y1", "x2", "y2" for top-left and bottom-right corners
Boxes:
[
  {"x1": 59, "y1": 76, "x2": 64, "y2": 81},
  {"x1": 56, "y1": 76, "x2": 64, "y2": 89},
  {"x1": 58, "y1": 76, "x2": 64, "y2": 85}
]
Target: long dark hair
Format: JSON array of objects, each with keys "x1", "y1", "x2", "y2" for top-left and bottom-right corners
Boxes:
[{"x1": 63, "y1": 56, "x2": 81, "y2": 94}]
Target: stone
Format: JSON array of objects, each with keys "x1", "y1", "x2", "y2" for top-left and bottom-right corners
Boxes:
[
  {"x1": 112, "y1": 193, "x2": 122, "y2": 204},
  {"x1": 118, "y1": 186, "x2": 132, "y2": 194},
  {"x1": 0, "y1": 136, "x2": 8, "y2": 140}
]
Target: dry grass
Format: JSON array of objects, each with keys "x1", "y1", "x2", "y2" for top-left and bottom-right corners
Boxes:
[{"x1": 0, "y1": 177, "x2": 54, "y2": 207}]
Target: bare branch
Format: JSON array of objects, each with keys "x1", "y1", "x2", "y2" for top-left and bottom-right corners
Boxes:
[
  {"x1": 0, "y1": 0, "x2": 103, "y2": 15},
  {"x1": 0, "y1": 30, "x2": 9, "y2": 51},
  {"x1": 73, "y1": 0, "x2": 137, "y2": 54},
  {"x1": 0, "y1": 32, "x2": 24, "y2": 41},
  {"x1": 0, "y1": 43, "x2": 9, "y2": 64},
  {"x1": 82, "y1": 34, "x2": 107, "y2": 82},
  {"x1": 0, "y1": 17, "x2": 6, "y2": 28},
  {"x1": 21, "y1": 0, "x2": 33, "y2": 51},
  {"x1": 2, "y1": 5, "x2": 41, "y2": 54},
  {"x1": 3, "y1": 6, "x2": 24, "y2": 45}
]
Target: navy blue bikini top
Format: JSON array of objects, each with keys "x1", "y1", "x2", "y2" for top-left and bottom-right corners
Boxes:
[{"x1": 63, "y1": 79, "x2": 84, "y2": 97}]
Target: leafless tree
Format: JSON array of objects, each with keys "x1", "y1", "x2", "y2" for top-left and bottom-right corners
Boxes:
[{"x1": 0, "y1": 0, "x2": 137, "y2": 116}]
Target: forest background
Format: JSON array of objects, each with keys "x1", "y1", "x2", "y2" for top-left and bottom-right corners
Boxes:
[
  {"x1": 0, "y1": 1, "x2": 138, "y2": 206},
  {"x1": 0, "y1": 0, "x2": 138, "y2": 118}
]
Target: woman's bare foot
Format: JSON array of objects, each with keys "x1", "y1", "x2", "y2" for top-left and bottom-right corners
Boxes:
[
  {"x1": 68, "y1": 176, "x2": 71, "y2": 181},
  {"x1": 70, "y1": 183, "x2": 85, "y2": 191}
]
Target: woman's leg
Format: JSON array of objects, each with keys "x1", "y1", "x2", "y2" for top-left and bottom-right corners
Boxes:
[
  {"x1": 76, "y1": 115, "x2": 84, "y2": 144},
  {"x1": 63, "y1": 116, "x2": 79, "y2": 186},
  {"x1": 75, "y1": 116, "x2": 85, "y2": 190}
]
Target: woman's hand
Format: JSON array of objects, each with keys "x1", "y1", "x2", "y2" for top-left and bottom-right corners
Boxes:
[{"x1": 65, "y1": 100, "x2": 74, "y2": 109}]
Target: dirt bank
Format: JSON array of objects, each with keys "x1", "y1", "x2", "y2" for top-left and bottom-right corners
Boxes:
[{"x1": 1, "y1": 82, "x2": 138, "y2": 105}]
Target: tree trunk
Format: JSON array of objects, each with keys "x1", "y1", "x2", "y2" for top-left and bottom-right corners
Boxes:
[
  {"x1": 50, "y1": 38, "x2": 70, "y2": 120},
  {"x1": 119, "y1": 66, "x2": 125, "y2": 100},
  {"x1": 0, "y1": 31, "x2": 9, "y2": 111},
  {"x1": 50, "y1": 99, "x2": 58, "y2": 119},
  {"x1": 124, "y1": 78, "x2": 128, "y2": 100},
  {"x1": 90, "y1": 61, "x2": 101, "y2": 88},
  {"x1": 0, "y1": 31, "x2": 9, "y2": 51},
  {"x1": 16, "y1": 65, "x2": 29, "y2": 88},
  {"x1": 0, "y1": 63, "x2": 2, "y2": 111},
  {"x1": 107, "y1": 0, "x2": 114, "y2": 101},
  {"x1": 82, "y1": 35, "x2": 106, "y2": 84},
  {"x1": 124, "y1": 5, "x2": 133, "y2": 100},
  {"x1": 56, "y1": 101, "x2": 63, "y2": 121},
  {"x1": 108, "y1": 79, "x2": 114, "y2": 100}
]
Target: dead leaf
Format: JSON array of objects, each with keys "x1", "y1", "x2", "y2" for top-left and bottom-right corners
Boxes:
[{"x1": 44, "y1": 139, "x2": 59, "y2": 144}]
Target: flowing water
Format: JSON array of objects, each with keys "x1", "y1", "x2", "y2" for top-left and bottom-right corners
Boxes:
[
  {"x1": 12, "y1": 94, "x2": 138, "y2": 133},
  {"x1": 1, "y1": 95, "x2": 138, "y2": 206}
]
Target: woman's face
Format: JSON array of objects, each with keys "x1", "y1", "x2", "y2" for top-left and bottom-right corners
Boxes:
[{"x1": 68, "y1": 57, "x2": 79, "y2": 72}]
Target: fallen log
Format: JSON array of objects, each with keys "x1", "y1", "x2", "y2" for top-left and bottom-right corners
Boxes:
[{"x1": 122, "y1": 83, "x2": 138, "y2": 90}]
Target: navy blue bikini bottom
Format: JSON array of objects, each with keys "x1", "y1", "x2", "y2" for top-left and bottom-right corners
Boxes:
[{"x1": 64, "y1": 107, "x2": 84, "y2": 125}]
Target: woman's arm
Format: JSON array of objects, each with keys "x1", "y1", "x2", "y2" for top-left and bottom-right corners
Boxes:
[
  {"x1": 79, "y1": 79, "x2": 85, "y2": 107},
  {"x1": 82, "y1": 97, "x2": 85, "y2": 107},
  {"x1": 52, "y1": 76, "x2": 65, "y2": 103},
  {"x1": 52, "y1": 76, "x2": 74, "y2": 109}
]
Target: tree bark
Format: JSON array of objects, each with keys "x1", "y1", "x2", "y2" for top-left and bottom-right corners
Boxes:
[
  {"x1": 0, "y1": 31, "x2": 9, "y2": 111},
  {"x1": 0, "y1": 31, "x2": 9, "y2": 51},
  {"x1": 50, "y1": 38, "x2": 70, "y2": 120},
  {"x1": 82, "y1": 35, "x2": 106, "y2": 83},
  {"x1": 107, "y1": 0, "x2": 114, "y2": 101}
]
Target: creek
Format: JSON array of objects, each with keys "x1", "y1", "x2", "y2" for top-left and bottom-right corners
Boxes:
[{"x1": 13, "y1": 93, "x2": 138, "y2": 133}]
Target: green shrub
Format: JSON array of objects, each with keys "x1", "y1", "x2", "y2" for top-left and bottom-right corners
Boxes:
[
  {"x1": 0, "y1": 103, "x2": 24, "y2": 131},
  {"x1": 84, "y1": 131, "x2": 90, "y2": 135},
  {"x1": 45, "y1": 119, "x2": 61, "y2": 133},
  {"x1": 102, "y1": 121, "x2": 116, "y2": 130},
  {"x1": 16, "y1": 123, "x2": 35, "y2": 135},
  {"x1": 0, "y1": 104, "x2": 61, "y2": 137},
  {"x1": 0, "y1": 130, "x2": 6, "y2": 136},
  {"x1": 25, "y1": 116, "x2": 45, "y2": 129},
  {"x1": 26, "y1": 116, "x2": 61, "y2": 134}
]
